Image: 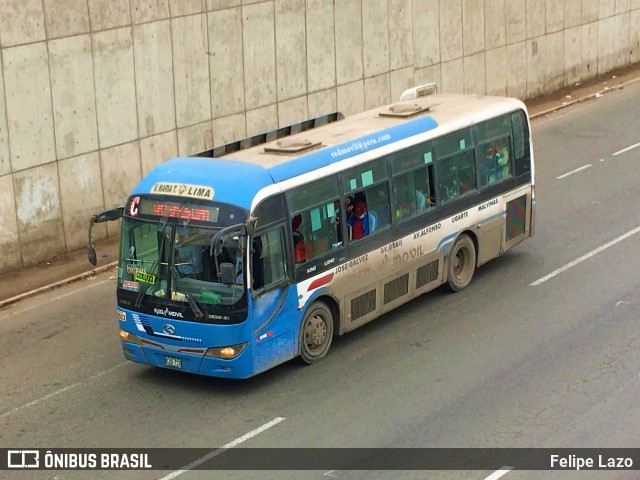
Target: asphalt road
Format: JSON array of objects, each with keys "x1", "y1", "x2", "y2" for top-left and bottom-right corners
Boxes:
[{"x1": 1, "y1": 84, "x2": 639, "y2": 480}]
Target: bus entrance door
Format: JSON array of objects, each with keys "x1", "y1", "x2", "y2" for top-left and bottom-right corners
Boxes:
[
  {"x1": 249, "y1": 228, "x2": 299, "y2": 374},
  {"x1": 250, "y1": 285, "x2": 299, "y2": 375}
]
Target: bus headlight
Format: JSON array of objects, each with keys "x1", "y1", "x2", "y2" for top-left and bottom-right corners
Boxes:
[
  {"x1": 120, "y1": 329, "x2": 142, "y2": 345},
  {"x1": 205, "y1": 342, "x2": 248, "y2": 359}
]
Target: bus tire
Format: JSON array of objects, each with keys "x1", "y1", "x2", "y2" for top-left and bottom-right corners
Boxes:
[
  {"x1": 446, "y1": 234, "x2": 476, "y2": 292},
  {"x1": 299, "y1": 301, "x2": 334, "y2": 364}
]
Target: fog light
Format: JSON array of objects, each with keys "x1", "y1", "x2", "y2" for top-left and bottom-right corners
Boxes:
[
  {"x1": 205, "y1": 342, "x2": 248, "y2": 359},
  {"x1": 120, "y1": 329, "x2": 141, "y2": 345}
]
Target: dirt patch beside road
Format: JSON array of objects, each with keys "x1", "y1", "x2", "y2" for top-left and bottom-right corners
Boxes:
[{"x1": 527, "y1": 62, "x2": 640, "y2": 118}]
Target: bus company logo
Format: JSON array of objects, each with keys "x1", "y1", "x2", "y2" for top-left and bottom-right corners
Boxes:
[
  {"x1": 163, "y1": 324, "x2": 176, "y2": 335},
  {"x1": 153, "y1": 307, "x2": 184, "y2": 319},
  {"x1": 151, "y1": 182, "x2": 214, "y2": 200},
  {"x1": 8, "y1": 450, "x2": 39, "y2": 468}
]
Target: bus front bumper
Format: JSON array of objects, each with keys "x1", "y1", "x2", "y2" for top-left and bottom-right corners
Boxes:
[{"x1": 121, "y1": 340, "x2": 254, "y2": 379}]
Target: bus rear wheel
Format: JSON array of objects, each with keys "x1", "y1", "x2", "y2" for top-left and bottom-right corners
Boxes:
[
  {"x1": 299, "y1": 301, "x2": 334, "y2": 364},
  {"x1": 447, "y1": 234, "x2": 476, "y2": 292}
]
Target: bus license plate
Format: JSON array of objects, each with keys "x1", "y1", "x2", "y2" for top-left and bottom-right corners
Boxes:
[{"x1": 165, "y1": 356, "x2": 182, "y2": 369}]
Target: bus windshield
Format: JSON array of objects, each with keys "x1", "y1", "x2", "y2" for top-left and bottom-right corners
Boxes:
[{"x1": 118, "y1": 217, "x2": 245, "y2": 308}]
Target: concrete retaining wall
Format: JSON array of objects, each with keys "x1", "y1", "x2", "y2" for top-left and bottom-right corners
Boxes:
[{"x1": 0, "y1": 0, "x2": 639, "y2": 273}]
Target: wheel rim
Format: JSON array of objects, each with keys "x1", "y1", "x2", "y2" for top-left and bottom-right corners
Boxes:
[
  {"x1": 304, "y1": 311, "x2": 328, "y2": 355},
  {"x1": 453, "y1": 245, "x2": 470, "y2": 282}
]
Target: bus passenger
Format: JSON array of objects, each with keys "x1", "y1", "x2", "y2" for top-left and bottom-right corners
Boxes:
[
  {"x1": 176, "y1": 231, "x2": 203, "y2": 278},
  {"x1": 348, "y1": 201, "x2": 369, "y2": 240},
  {"x1": 495, "y1": 140, "x2": 510, "y2": 178},
  {"x1": 459, "y1": 168, "x2": 475, "y2": 194},
  {"x1": 344, "y1": 196, "x2": 354, "y2": 220},
  {"x1": 292, "y1": 214, "x2": 306, "y2": 263},
  {"x1": 484, "y1": 139, "x2": 510, "y2": 182},
  {"x1": 415, "y1": 188, "x2": 426, "y2": 211},
  {"x1": 373, "y1": 187, "x2": 391, "y2": 227},
  {"x1": 333, "y1": 200, "x2": 344, "y2": 243},
  {"x1": 394, "y1": 176, "x2": 417, "y2": 219}
]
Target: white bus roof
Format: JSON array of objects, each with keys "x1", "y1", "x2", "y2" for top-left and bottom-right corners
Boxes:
[{"x1": 222, "y1": 94, "x2": 526, "y2": 170}]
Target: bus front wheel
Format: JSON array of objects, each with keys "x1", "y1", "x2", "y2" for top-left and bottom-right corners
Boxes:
[
  {"x1": 299, "y1": 301, "x2": 334, "y2": 364},
  {"x1": 447, "y1": 234, "x2": 476, "y2": 292}
]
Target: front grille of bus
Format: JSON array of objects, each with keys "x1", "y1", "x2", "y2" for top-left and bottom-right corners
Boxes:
[
  {"x1": 383, "y1": 274, "x2": 409, "y2": 304},
  {"x1": 416, "y1": 260, "x2": 439, "y2": 288},
  {"x1": 132, "y1": 313, "x2": 203, "y2": 345},
  {"x1": 351, "y1": 289, "x2": 376, "y2": 321}
]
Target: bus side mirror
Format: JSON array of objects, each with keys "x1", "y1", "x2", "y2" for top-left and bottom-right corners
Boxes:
[
  {"x1": 219, "y1": 262, "x2": 236, "y2": 286},
  {"x1": 87, "y1": 206, "x2": 124, "y2": 266},
  {"x1": 93, "y1": 206, "x2": 124, "y2": 223},
  {"x1": 87, "y1": 245, "x2": 98, "y2": 266}
]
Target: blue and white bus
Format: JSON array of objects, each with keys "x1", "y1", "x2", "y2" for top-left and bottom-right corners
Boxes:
[{"x1": 89, "y1": 86, "x2": 534, "y2": 379}]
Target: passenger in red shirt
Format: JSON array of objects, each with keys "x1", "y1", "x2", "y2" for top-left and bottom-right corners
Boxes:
[
  {"x1": 292, "y1": 214, "x2": 306, "y2": 263},
  {"x1": 348, "y1": 202, "x2": 369, "y2": 240}
]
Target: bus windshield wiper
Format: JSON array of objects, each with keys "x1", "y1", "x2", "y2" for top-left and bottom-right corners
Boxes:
[
  {"x1": 135, "y1": 218, "x2": 169, "y2": 309},
  {"x1": 171, "y1": 266, "x2": 204, "y2": 321},
  {"x1": 134, "y1": 259, "x2": 156, "y2": 309}
]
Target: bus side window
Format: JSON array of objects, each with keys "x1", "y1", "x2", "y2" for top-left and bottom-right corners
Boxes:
[
  {"x1": 343, "y1": 185, "x2": 391, "y2": 241},
  {"x1": 288, "y1": 177, "x2": 342, "y2": 263},
  {"x1": 435, "y1": 151, "x2": 476, "y2": 203},
  {"x1": 252, "y1": 227, "x2": 287, "y2": 291},
  {"x1": 317, "y1": 202, "x2": 339, "y2": 252},
  {"x1": 392, "y1": 168, "x2": 433, "y2": 221},
  {"x1": 389, "y1": 141, "x2": 436, "y2": 219},
  {"x1": 291, "y1": 201, "x2": 341, "y2": 262},
  {"x1": 434, "y1": 129, "x2": 476, "y2": 203},
  {"x1": 342, "y1": 159, "x2": 390, "y2": 240},
  {"x1": 478, "y1": 136, "x2": 512, "y2": 187},
  {"x1": 474, "y1": 114, "x2": 516, "y2": 186}
]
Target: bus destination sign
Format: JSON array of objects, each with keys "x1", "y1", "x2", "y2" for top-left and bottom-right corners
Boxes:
[
  {"x1": 151, "y1": 182, "x2": 214, "y2": 200},
  {"x1": 128, "y1": 196, "x2": 219, "y2": 222}
]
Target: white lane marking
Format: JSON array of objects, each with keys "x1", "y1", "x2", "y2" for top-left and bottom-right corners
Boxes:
[
  {"x1": 556, "y1": 164, "x2": 592, "y2": 179},
  {"x1": 0, "y1": 278, "x2": 111, "y2": 319},
  {"x1": 484, "y1": 467, "x2": 513, "y2": 480},
  {"x1": 0, "y1": 362, "x2": 128, "y2": 419},
  {"x1": 531, "y1": 226, "x2": 640, "y2": 286},
  {"x1": 612, "y1": 142, "x2": 640, "y2": 156},
  {"x1": 159, "y1": 417, "x2": 286, "y2": 480}
]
